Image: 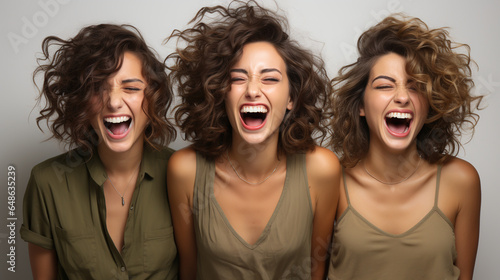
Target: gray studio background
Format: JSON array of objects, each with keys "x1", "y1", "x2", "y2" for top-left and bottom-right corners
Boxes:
[{"x1": 1, "y1": 0, "x2": 499, "y2": 279}]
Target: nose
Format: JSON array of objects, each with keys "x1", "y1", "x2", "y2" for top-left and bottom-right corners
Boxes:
[
  {"x1": 393, "y1": 87, "x2": 410, "y2": 106},
  {"x1": 106, "y1": 86, "x2": 124, "y2": 110},
  {"x1": 245, "y1": 75, "x2": 261, "y2": 99}
]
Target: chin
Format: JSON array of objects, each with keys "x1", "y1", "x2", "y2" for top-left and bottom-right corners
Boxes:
[
  {"x1": 384, "y1": 138, "x2": 417, "y2": 153},
  {"x1": 100, "y1": 139, "x2": 134, "y2": 154}
]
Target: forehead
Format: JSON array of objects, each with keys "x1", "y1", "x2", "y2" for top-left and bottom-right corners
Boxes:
[
  {"x1": 108, "y1": 51, "x2": 145, "y2": 80},
  {"x1": 233, "y1": 41, "x2": 286, "y2": 71},
  {"x1": 369, "y1": 53, "x2": 407, "y2": 79}
]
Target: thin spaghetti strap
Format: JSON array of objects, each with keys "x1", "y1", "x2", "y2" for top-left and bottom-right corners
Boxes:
[
  {"x1": 434, "y1": 165, "x2": 442, "y2": 207},
  {"x1": 342, "y1": 166, "x2": 352, "y2": 206}
]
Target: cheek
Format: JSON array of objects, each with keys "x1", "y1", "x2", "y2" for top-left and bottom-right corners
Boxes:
[
  {"x1": 89, "y1": 115, "x2": 103, "y2": 141},
  {"x1": 225, "y1": 88, "x2": 240, "y2": 108},
  {"x1": 88, "y1": 96, "x2": 103, "y2": 130},
  {"x1": 140, "y1": 95, "x2": 149, "y2": 115},
  {"x1": 88, "y1": 95, "x2": 103, "y2": 115},
  {"x1": 414, "y1": 95, "x2": 429, "y2": 117},
  {"x1": 130, "y1": 94, "x2": 144, "y2": 106},
  {"x1": 271, "y1": 85, "x2": 291, "y2": 108}
]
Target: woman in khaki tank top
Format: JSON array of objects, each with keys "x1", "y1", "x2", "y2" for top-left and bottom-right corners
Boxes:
[
  {"x1": 165, "y1": 1, "x2": 341, "y2": 279},
  {"x1": 328, "y1": 15, "x2": 483, "y2": 280}
]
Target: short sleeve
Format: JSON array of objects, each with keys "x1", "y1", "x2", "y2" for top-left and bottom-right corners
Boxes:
[{"x1": 20, "y1": 168, "x2": 54, "y2": 250}]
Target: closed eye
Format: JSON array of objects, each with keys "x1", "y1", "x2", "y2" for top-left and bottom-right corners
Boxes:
[
  {"x1": 231, "y1": 77, "x2": 246, "y2": 84},
  {"x1": 123, "y1": 87, "x2": 143, "y2": 93},
  {"x1": 262, "y1": 78, "x2": 280, "y2": 84}
]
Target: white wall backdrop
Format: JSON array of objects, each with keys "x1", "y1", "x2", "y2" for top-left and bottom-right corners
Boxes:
[{"x1": 1, "y1": 0, "x2": 498, "y2": 279}]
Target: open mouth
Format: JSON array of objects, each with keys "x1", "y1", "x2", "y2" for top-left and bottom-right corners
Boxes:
[
  {"x1": 385, "y1": 112, "x2": 412, "y2": 134},
  {"x1": 240, "y1": 105, "x2": 268, "y2": 129},
  {"x1": 104, "y1": 116, "x2": 132, "y2": 136}
]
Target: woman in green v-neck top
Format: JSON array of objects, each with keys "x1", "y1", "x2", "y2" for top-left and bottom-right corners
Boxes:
[
  {"x1": 21, "y1": 24, "x2": 178, "y2": 279},
  {"x1": 165, "y1": 1, "x2": 341, "y2": 279}
]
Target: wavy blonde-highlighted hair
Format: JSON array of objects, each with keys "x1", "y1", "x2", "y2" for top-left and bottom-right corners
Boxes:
[{"x1": 330, "y1": 15, "x2": 483, "y2": 167}]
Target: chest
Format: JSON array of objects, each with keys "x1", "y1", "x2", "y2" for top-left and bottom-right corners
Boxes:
[
  {"x1": 193, "y1": 154, "x2": 313, "y2": 266},
  {"x1": 48, "y1": 175, "x2": 177, "y2": 279},
  {"x1": 213, "y1": 173, "x2": 285, "y2": 245}
]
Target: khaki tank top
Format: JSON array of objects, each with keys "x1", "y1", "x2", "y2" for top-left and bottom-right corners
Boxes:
[
  {"x1": 193, "y1": 152, "x2": 313, "y2": 280},
  {"x1": 328, "y1": 166, "x2": 459, "y2": 280}
]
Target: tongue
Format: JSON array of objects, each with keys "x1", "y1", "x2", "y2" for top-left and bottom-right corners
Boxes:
[
  {"x1": 387, "y1": 122, "x2": 407, "y2": 134},
  {"x1": 243, "y1": 116, "x2": 264, "y2": 127},
  {"x1": 108, "y1": 122, "x2": 129, "y2": 135}
]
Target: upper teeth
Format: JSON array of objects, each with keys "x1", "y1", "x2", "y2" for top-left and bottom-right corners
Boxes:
[
  {"x1": 241, "y1": 105, "x2": 268, "y2": 113},
  {"x1": 386, "y1": 112, "x2": 412, "y2": 119},
  {"x1": 104, "y1": 116, "x2": 130, "y2": 123}
]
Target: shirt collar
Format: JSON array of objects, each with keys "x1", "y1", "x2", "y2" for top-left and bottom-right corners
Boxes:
[
  {"x1": 140, "y1": 146, "x2": 155, "y2": 180},
  {"x1": 86, "y1": 145, "x2": 155, "y2": 187}
]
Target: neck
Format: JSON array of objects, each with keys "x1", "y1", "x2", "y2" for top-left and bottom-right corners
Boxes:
[
  {"x1": 363, "y1": 144, "x2": 421, "y2": 183},
  {"x1": 98, "y1": 141, "x2": 144, "y2": 176},
  {"x1": 228, "y1": 135, "x2": 282, "y2": 179}
]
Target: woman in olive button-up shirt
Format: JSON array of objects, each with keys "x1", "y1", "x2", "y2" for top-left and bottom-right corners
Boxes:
[{"x1": 21, "y1": 24, "x2": 178, "y2": 279}]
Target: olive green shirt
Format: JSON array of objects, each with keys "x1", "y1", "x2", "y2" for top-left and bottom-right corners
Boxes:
[{"x1": 21, "y1": 147, "x2": 178, "y2": 280}]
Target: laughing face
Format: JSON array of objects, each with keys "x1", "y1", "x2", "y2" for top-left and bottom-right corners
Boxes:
[
  {"x1": 90, "y1": 51, "x2": 149, "y2": 154},
  {"x1": 225, "y1": 41, "x2": 293, "y2": 146},
  {"x1": 360, "y1": 52, "x2": 429, "y2": 153}
]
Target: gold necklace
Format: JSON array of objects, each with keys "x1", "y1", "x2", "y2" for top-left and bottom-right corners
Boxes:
[
  {"x1": 106, "y1": 167, "x2": 139, "y2": 206},
  {"x1": 226, "y1": 150, "x2": 280, "y2": 185},
  {"x1": 363, "y1": 157, "x2": 422, "y2": 185}
]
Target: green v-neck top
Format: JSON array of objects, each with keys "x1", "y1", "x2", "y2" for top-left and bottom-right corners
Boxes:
[
  {"x1": 328, "y1": 166, "x2": 459, "y2": 280},
  {"x1": 21, "y1": 147, "x2": 178, "y2": 280},
  {"x1": 193, "y1": 152, "x2": 313, "y2": 280}
]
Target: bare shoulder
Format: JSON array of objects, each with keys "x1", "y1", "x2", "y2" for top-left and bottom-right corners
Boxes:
[
  {"x1": 306, "y1": 146, "x2": 340, "y2": 170},
  {"x1": 167, "y1": 147, "x2": 197, "y2": 195},
  {"x1": 168, "y1": 147, "x2": 197, "y2": 177},
  {"x1": 441, "y1": 157, "x2": 480, "y2": 189},
  {"x1": 440, "y1": 157, "x2": 481, "y2": 203},
  {"x1": 305, "y1": 146, "x2": 341, "y2": 185}
]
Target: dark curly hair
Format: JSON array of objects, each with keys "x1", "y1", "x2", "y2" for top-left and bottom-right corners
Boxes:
[
  {"x1": 34, "y1": 24, "x2": 176, "y2": 156},
  {"x1": 166, "y1": 0, "x2": 332, "y2": 159},
  {"x1": 330, "y1": 15, "x2": 483, "y2": 167}
]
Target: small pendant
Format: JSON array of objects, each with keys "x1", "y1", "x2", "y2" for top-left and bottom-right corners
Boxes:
[{"x1": 121, "y1": 197, "x2": 125, "y2": 206}]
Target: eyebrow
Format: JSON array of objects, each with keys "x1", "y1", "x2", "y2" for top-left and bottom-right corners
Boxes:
[
  {"x1": 230, "y1": 68, "x2": 282, "y2": 75},
  {"x1": 371, "y1": 75, "x2": 396, "y2": 84},
  {"x1": 122, "y1": 78, "x2": 145, "y2": 84}
]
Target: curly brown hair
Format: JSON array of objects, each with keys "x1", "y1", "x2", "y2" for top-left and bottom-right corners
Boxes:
[
  {"x1": 166, "y1": 0, "x2": 332, "y2": 159},
  {"x1": 330, "y1": 15, "x2": 483, "y2": 167},
  {"x1": 34, "y1": 24, "x2": 176, "y2": 156}
]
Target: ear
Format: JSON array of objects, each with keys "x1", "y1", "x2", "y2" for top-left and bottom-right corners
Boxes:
[
  {"x1": 359, "y1": 105, "x2": 365, "y2": 116},
  {"x1": 286, "y1": 97, "x2": 293, "y2": 110}
]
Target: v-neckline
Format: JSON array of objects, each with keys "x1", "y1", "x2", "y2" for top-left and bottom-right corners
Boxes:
[{"x1": 210, "y1": 155, "x2": 290, "y2": 249}]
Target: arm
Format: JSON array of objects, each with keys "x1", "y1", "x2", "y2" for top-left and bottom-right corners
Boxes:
[
  {"x1": 23, "y1": 168, "x2": 58, "y2": 280},
  {"x1": 450, "y1": 159, "x2": 481, "y2": 280},
  {"x1": 28, "y1": 243, "x2": 57, "y2": 280},
  {"x1": 306, "y1": 147, "x2": 341, "y2": 280},
  {"x1": 167, "y1": 148, "x2": 198, "y2": 280}
]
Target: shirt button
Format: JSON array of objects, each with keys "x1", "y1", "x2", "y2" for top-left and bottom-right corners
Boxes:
[
  {"x1": 130, "y1": 205, "x2": 134, "y2": 210},
  {"x1": 121, "y1": 266, "x2": 126, "y2": 272}
]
